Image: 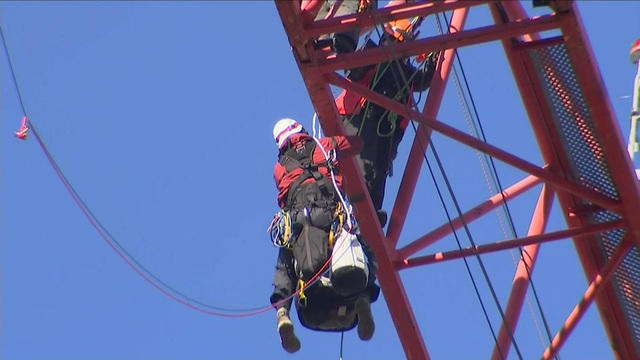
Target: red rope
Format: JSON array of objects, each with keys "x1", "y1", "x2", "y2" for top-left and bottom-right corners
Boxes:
[{"x1": 26, "y1": 118, "x2": 333, "y2": 318}]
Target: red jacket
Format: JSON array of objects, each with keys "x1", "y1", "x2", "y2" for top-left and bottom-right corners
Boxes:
[
  {"x1": 335, "y1": 40, "x2": 435, "y2": 132},
  {"x1": 274, "y1": 133, "x2": 361, "y2": 208}
]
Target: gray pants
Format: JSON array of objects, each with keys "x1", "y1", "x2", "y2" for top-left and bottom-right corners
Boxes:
[{"x1": 313, "y1": 0, "x2": 375, "y2": 53}]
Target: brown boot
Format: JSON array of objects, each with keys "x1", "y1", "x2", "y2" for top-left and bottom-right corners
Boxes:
[
  {"x1": 277, "y1": 308, "x2": 301, "y2": 353},
  {"x1": 355, "y1": 295, "x2": 375, "y2": 340}
]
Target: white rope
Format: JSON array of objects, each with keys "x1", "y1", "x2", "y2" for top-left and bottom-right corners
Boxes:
[
  {"x1": 312, "y1": 112, "x2": 324, "y2": 138},
  {"x1": 311, "y1": 136, "x2": 354, "y2": 230}
]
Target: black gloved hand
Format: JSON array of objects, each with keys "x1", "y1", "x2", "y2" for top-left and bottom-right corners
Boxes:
[{"x1": 425, "y1": 51, "x2": 441, "y2": 71}]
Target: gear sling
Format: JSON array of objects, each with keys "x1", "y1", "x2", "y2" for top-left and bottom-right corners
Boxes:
[{"x1": 277, "y1": 137, "x2": 369, "y2": 332}]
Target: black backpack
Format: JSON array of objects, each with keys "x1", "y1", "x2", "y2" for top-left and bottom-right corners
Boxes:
[{"x1": 278, "y1": 138, "x2": 338, "y2": 281}]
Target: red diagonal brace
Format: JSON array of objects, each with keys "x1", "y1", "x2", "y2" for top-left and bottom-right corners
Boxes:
[
  {"x1": 327, "y1": 72, "x2": 622, "y2": 214},
  {"x1": 542, "y1": 236, "x2": 635, "y2": 360},
  {"x1": 398, "y1": 174, "x2": 542, "y2": 259},
  {"x1": 491, "y1": 184, "x2": 554, "y2": 360},
  {"x1": 398, "y1": 220, "x2": 625, "y2": 269}
]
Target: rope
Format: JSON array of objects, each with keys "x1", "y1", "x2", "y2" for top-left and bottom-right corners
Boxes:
[
  {"x1": 22, "y1": 119, "x2": 344, "y2": 318},
  {"x1": 434, "y1": 135, "x2": 521, "y2": 359},
  {"x1": 433, "y1": 16, "x2": 512, "y2": 242},
  {"x1": 338, "y1": 330, "x2": 345, "y2": 360},
  {"x1": 0, "y1": 23, "x2": 350, "y2": 320},
  {"x1": 311, "y1": 135, "x2": 354, "y2": 229},
  {"x1": 326, "y1": 11, "x2": 513, "y2": 349},
  {"x1": 437, "y1": 11, "x2": 557, "y2": 356},
  {"x1": 1, "y1": 25, "x2": 28, "y2": 115},
  {"x1": 1, "y1": 29, "x2": 260, "y2": 315},
  {"x1": 410, "y1": 122, "x2": 505, "y2": 355},
  {"x1": 363, "y1": 14, "x2": 522, "y2": 358},
  {"x1": 312, "y1": 112, "x2": 324, "y2": 138}
]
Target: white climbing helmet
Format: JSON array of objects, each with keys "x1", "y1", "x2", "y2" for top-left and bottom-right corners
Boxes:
[{"x1": 273, "y1": 118, "x2": 304, "y2": 148}]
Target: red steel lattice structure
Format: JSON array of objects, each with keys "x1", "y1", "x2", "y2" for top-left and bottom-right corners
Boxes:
[{"x1": 275, "y1": 1, "x2": 640, "y2": 359}]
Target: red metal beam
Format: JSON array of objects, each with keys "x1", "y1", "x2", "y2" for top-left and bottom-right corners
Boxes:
[
  {"x1": 542, "y1": 237, "x2": 635, "y2": 360},
  {"x1": 314, "y1": 12, "x2": 566, "y2": 73},
  {"x1": 397, "y1": 219, "x2": 625, "y2": 269},
  {"x1": 328, "y1": 72, "x2": 622, "y2": 213},
  {"x1": 303, "y1": 0, "x2": 486, "y2": 39},
  {"x1": 388, "y1": 8, "x2": 468, "y2": 248},
  {"x1": 398, "y1": 174, "x2": 542, "y2": 259},
  {"x1": 491, "y1": 184, "x2": 555, "y2": 360},
  {"x1": 512, "y1": 35, "x2": 565, "y2": 51},
  {"x1": 276, "y1": 1, "x2": 315, "y2": 62}
]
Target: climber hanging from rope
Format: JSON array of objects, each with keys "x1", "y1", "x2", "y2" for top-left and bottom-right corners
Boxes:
[{"x1": 268, "y1": 118, "x2": 380, "y2": 353}]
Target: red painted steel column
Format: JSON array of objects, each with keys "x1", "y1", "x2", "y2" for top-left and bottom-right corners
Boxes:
[
  {"x1": 274, "y1": 2, "x2": 430, "y2": 358},
  {"x1": 560, "y1": 2, "x2": 640, "y2": 246},
  {"x1": 542, "y1": 237, "x2": 634, "y2": 360},
  {"x1": 387, "y1": 7, "x2": 469, "y2": 247},
  {"x1": 491, "y1": 184, "x2": 555, "y2": 360},
  {"x1": 558, "y1": 4, "x2": 640, "y2": 355},
  {"x1": 496, "y1": 3, "x2": 640, "y2": 358}
]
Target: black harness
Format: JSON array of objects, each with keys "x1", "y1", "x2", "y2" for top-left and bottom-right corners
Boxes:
[
  {"x1": 278, "y1": 137, "x2": 339, "y2": 286},
  {"x1": 279, "y1": 138, "x2": 337, "y2": 211}
]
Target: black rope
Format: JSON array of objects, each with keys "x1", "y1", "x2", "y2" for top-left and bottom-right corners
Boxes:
[
  {"x1": 1, "y1": 25, "x2": 28, "y2": 115},
  {"x1": 369, "y1": 18, "x2": 523, "y2": 360},
  {"x1": 438, "y1": 10, "x2": 558, "y2": 357},
  {"x1": 412, "y1": 121, "x2": 505, "y2": 358},
  {"x1": 339, "y1": 331, "x2": 345, "y2": 360},
  {"x1": 0, "y1": 22, "x2": 272, "y2": 315},
  {"x1": 353, "y1": 11, "x2": 523, "y2": 358},
  {"x1": 431, "y1": 133, "x2": 521, "y2": 360}
]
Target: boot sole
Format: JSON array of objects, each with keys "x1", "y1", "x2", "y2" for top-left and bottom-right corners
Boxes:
[{"x1": 279, "y1": 322, "x2": 301, "y2": 353}]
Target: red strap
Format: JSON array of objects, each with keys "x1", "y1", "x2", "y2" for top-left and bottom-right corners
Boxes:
[{"x1": 334, "y1": 67, "x2": 377, "y2": 115}]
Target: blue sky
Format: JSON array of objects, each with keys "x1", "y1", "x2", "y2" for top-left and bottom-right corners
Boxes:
[{"x1": 1, "y1": 2, "x2": 639, "y2": 359}]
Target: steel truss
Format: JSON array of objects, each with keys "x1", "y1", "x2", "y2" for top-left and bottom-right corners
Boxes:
[{"x1": 275, "y1": 1, "x2": 640, "y2": 359}]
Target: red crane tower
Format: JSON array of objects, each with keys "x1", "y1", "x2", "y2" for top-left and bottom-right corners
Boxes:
[{"x1": 275, "y1": 1, "x2": 640, "y2": 359}]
